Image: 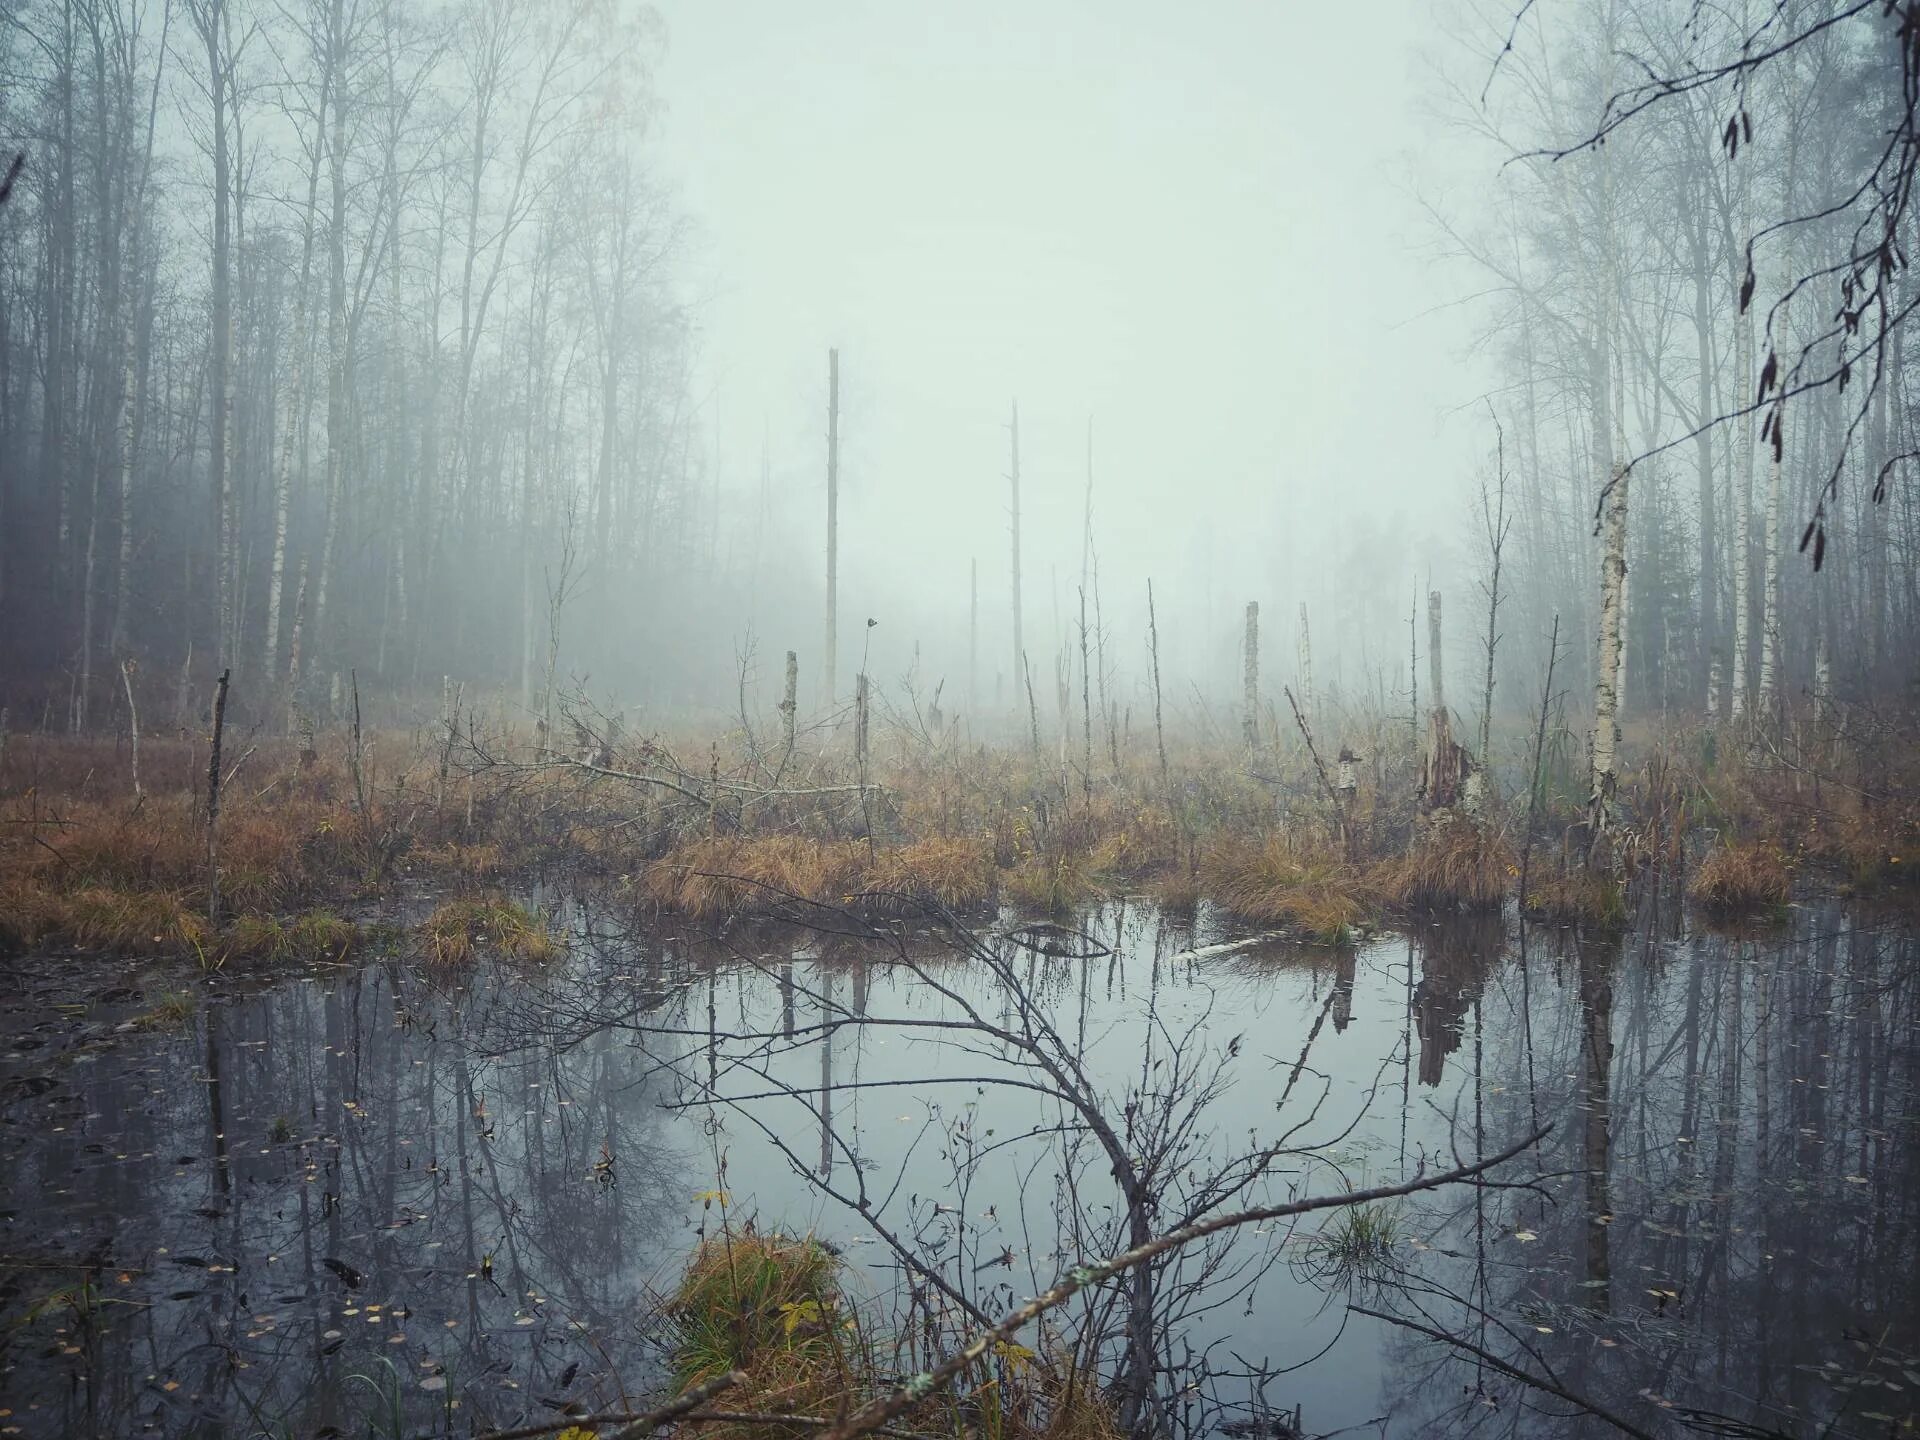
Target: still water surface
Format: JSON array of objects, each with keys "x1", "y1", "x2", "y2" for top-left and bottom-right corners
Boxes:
[{"x1": 2, "y1": 897, "x2": 1914, "y2": 1438}]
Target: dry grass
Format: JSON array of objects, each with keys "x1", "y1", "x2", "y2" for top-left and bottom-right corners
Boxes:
[
  {"x1": 1690, "y1": 840, "x2": 1792, "y2": 914},
  {"x1": 667, "y1": 1227, "x2": 1121, "y2": 1440},
  {"x1": 1383, "y1": 817, "x2": 1513, "y2": 912},
  {"x1": 1801, "y1": 805, "x2": 1918, "y2": 895},
  {"x1": 1522, "y1": 866, "x2": 1627, "y2": 928},
  {"x1": 221, "y1": 909, "x2": 357, "y2": 963},
  {"x1": 0, "y1": 881, "x2": 209, "y2": 955},
  {"x1": 1202, "y1": 836, "x2": 1371, "y2": 941},
  {"x1": 641, "y1": 836, "x2": 869, "y2": 917},
  {"x1": 864, "y1": 835, "x2": 996, "y2": 910},
  {"x1": 418, "y1": 897, "x2": 561, "y2": 965}
]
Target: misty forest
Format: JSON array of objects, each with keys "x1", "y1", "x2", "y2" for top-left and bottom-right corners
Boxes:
[{"x1": 3, "y1": 1, "x2": 1920, "y2": 1437}]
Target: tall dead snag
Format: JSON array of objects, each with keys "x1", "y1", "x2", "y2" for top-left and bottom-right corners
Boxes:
[
  {"x1": 1296, "y1": 602, "x2": 1313, "y2": 721},
  {"x1": 1408, "y1": 591, "x2": 1419, "y2": 752},
  {"x1": 968, "y1": 557, "x2": 978, "y2": 716},
  {"x1": 1077, "y1": 586, "x2": 1093, "y2": 804},
  {"x1": 1147, "y1": 579, "x2": 1175, "y2": 852},
  {"x1": 206, "y1": 668, "x2": 231, "y2": 925},
  {"x1": 1242, "y1": 601, "x2": 1260, "y2": 752},
  {"x1": 1008, "y1": 402, "x2": 1023, "y2": 720},
  {"x1": 780, "y1": 650, "x2": 798, "y2": 758},
  {"x1": 1479, "y1": 405, "x2": 1511, "y2": 767},
  {"x1": 1418, "y1": 589, "x2": 1475, "y2": 816},
  {"x1": 824, "y1": 349, "x2": 840, "y2": 710},
  {"x1": 1022, "y1": 652, "x2": 1043, "y2": 764},
  {"x1": 121, "y1": 659, "x2": 143, "y2": 800}
]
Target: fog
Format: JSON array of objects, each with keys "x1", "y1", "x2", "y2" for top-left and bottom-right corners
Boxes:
[
  {"x1": 663, "y1": 0, "x2": 1486, "y2": 702},
  {"x1": 1, "y1": 0, "x2": 1914, "y2": 734}
]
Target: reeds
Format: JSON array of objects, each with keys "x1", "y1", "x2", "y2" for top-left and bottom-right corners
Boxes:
[{"x1": 1689, "y1": 839, "x2": 1791, "y2": 914}]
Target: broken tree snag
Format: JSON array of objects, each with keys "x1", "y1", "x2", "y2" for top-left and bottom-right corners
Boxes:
[
  {"x1": 1243, "y1": 601, "x2": 1260, "y2": 753},
  {"x1": 1297, "y1": 602, "x2": 1314, "y2": 721},
  {"x1": 206, "y1": 668, "x2": 231, "y2": 926},
  {"x1": 824, "y1": 348, "x2": 840, "y2": 712},
  {"x1": 781, "y1": 650, "x2": 798, "y2": 757},
  {"x1": 854, "y1": 671, "x2": 870, "y2": 769},
  {"x1": 1418, "y1": 589, "x2": 1477, "y2": 816}
]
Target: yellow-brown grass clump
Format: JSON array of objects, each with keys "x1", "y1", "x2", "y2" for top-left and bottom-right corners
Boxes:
[
  {"x1": 221, "y1": 910, "x2": 357, "y2": 963},
  {"x1": 1202, "y1": 836, "x2": 1370, "y2": 942},
  {"x1": 667, "y1": 1228, "x2": 1120, "y2": 1440},
  {"x1": 418, "y1": 897, "x2": 560, "y2": 965},
  {"x1": 1522, "y1": 866, "x2": 1626, "y2": 928},
  {"x1": 1689, "y1": 840, "x2": 1791, "y2": 914},
  {"x1": 1385, "y1": 818, "x2": 1513, "y2": 912},
  {"x1": 864, "y1": 836, "x2": 996, "y2": 911},
  {"x1": 0, "y1": 881, "x2": 209, "y2": 956},
  {"x1": 640, "y1": 836, "x2": 868, "y2": 918}
]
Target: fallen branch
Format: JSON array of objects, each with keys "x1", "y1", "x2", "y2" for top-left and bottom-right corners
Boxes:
[
  {"x1": 819, "y1": 1126, "x2": 1553, "y2": 1440},
  {"x1": 1349, "y1": 1306, "x2": 1661, "y2": 1440},
  {"x1": 452, "y1": 1371, "x2": 743, "y2": 1440}
]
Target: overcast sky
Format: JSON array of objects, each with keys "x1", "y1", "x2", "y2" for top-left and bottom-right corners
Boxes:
[{"x1": 649, "y1": 0, "x2": 1495, "y2": 700}]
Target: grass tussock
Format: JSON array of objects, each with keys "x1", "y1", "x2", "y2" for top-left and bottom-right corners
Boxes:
[
  {"x1": 1302, "y1": 1200, "x2": 1402, "y2": 1285},
  {"x1": 1522, "y1": 866, "x2": 1626, "y2": 928},
  {"x1": 418, "y1": 897, "x2": 560, "y2": 965},
  {"x1": 0, "y1": 881, "x2": 209, "y2": 955},
  {"x1": 1690, "y1": 840, "x2": 1792, "y2": 914},
  {"x1": 221, "y1": 909, "x2": 357, "y2": 963},
  {"x1": 1202, "y1": 837, "x2": 1370, "y2": 942},
  {"x1": 1383, "y1": 818, "x2": 1513, "y2": 912},
  {"x1": 668, "y1": 1228, "x2": 1121, "y2": 1440},
  {"x1": 641, "y1": 836, "x2": 869, "y2": 917},
  {"x1": 864, "y1": 835, "x2": 996, "y2": 910}
]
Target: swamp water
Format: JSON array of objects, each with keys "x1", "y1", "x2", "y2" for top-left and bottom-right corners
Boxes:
[{"x1": 1, "y1": 898, "x2": 1916, "y2": 1438}]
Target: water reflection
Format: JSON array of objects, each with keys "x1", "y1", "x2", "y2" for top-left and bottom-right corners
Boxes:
[{"x1": 0, "y1": 900, "x2": 1914, "y2": 1438}]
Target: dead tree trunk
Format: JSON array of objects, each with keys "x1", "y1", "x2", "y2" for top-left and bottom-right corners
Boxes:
[
  {"x1": 121, "y1": 658, "x2": 143, "y2": 799},
  {"x1": 1242, "y1": 601, "x2": 1259, "y2": 753},
  {"x1": 968, "y1": 557, "x2": 978, "y2": 716},
  {"x1": 1008, "y1": 402, "x2": 1023, "y2": 722},
  {"x1": 824, "y1": 349, "x2": 839, "y2": 711},
  {"x1": 1420, "y1": 590, "x2": 1474, "y2": 814},
  {"x1": 1296, "y1": 602, "x2": 1313, "y2": 722},
  {"x1": 206, "y1": 667, "x2": 230, "y2": 925},
  {"x1": 781, "y1": 649, "x2": 798, "y2": 758}
]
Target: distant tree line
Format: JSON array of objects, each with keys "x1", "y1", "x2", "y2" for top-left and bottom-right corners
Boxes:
[
  {"x1": 0, "y1": 0, "x2": 801, "y2": 729},
  {"x1": 1458, "y1": 0, "x2": 1920, "y2": 735}
]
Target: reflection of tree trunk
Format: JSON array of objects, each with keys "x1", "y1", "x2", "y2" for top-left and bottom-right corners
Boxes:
[
  {"x1": 1331, "y1": 948, "x2": 1356, "y2": 1032},
  {"x1": 780, "y1": 960, "x2": 796, "y2": 1039},
  {"x1": 817, "y1": 970, "x2": 834, "y2": 1180},
  {"x1": 1579, "y1": 942, "x2": 1614, "y2": 1313}
]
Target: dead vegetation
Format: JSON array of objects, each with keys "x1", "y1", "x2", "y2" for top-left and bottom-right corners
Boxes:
[
  {"x1": 1689, "y1": 840, "x2": 1792, "y2": 914},
  {"x1": 1, "y1": 691, "x2": 1914, "y2": 962},
  {"x1": 667, "y1": 1225, "x2": 1122, "y2": 1440}
]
